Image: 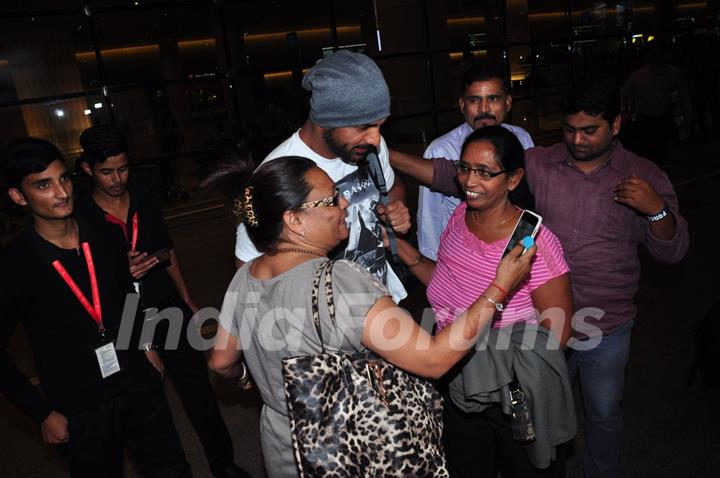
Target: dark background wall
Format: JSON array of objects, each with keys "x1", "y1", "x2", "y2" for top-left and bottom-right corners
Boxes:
[{"x1": 0, "y1": 0, "x2": 717, "y2": 204}]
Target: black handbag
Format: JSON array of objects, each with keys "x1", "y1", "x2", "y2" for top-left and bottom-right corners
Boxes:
[{"x1": 282, "y1": 260, "x2": 448, "y2": 477}]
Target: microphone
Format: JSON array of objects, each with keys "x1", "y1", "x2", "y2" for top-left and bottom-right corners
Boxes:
[{"x1": 361, "y1": 146, "x2": 400, "y2": 264}]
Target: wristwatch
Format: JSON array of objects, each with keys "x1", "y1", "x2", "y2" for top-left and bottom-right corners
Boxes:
[{"x1": 481, "y1": 294, "x2": 504, "y2": 312}]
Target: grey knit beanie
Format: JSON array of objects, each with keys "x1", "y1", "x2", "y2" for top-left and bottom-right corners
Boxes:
[{"x1": 302, "y1": 50, "x2": 390, "y2": 128}]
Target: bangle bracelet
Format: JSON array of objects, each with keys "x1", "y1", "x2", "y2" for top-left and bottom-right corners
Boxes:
[
  {"x1": 238, "y1": 361, "x2": 248, "y2": 382},
  {"x1": 237, "y1": 361, "x2": 252, "y2": 389},
  {"x1": 480, "y1": 294, "x2": 504, "y2": 312},
  {"x1": 407, "y1": 255, "x2": 423, "y2": 268},
  {"x1": 490, "y1": 282, "x2": 507, "y2": 296}
]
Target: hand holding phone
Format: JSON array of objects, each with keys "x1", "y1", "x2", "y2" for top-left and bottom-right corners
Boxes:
[
  {"x1": 129, "y1": 251, "x2": 159, "y2": 280},
  {"x1": 502, "y1": 210, "x2": 542, "y2": 258}
]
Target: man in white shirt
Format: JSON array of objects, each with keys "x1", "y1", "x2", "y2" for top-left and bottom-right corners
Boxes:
[
  {"x1": 417, "y1": 62, "x2": 534, "y2": 260},
  {"x1": 235, "y1": 50, "x2": 411, "y2": 302}
]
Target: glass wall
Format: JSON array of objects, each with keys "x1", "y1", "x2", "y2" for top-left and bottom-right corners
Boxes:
[{"x1": 0, "y1": 0, "x2": 717, "y2": 197}]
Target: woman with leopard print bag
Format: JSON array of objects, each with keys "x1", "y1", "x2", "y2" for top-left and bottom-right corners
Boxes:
[{"x1": 207, "y1": 154, "x2": 536, "y2": 477}]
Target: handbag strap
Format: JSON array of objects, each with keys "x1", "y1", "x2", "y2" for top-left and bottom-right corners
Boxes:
[{"x1": 311, "y1": 260, "x2": 337, "y2": 354}]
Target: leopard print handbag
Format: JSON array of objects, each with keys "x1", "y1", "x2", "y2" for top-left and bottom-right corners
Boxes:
[{"x1": 282, "y1": 260, "x2": 449, "y2": 478}]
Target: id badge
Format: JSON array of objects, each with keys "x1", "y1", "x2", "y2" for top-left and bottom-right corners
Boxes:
[{"x1": 95, "y1": 342, "x2": 122, "y2": 379}]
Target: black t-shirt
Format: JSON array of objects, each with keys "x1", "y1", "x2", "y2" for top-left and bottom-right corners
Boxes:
[
  {"x1": 0, "y1": 218, "x2": 154, "y2": 422},
  {"x1": 75, "y1": 186, "x2": 176, "y2": 308}
]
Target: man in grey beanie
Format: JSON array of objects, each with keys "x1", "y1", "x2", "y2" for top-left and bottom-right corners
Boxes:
[{"x1": 234, "y1": 50, "x2": 410, "y2": 302}]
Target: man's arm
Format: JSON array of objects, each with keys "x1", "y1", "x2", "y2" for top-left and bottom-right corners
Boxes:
[
  {"x1": 614, "y1": 173, "x2": 689, "y2": 263},
  {"x1": 389, "y1": 149, "x2": 434, "y2": 186},
  {"x1": 388, "y1": 173, "x2": 405, "y2": 203},
  {"x1": 0, "y1": 345, "x2": 54, "y2": 424},
  {"x1": 644, "y1": 184, "x2": 689, "y2": 264},
  {"x1": 0, "y1": 273, "x2": 65, "y2": 442},
  {"x1": 375, "y1": 142, "x2": 410, "y2": 235},
  {"x1": 166, "y1": 249, "x2": 198, "y2": 313},
  {"x1": 389, "y1": 149, "x2": 461, "y2": 197},
  {"x1": 0, "y1": 348, "x2": 69, "y2": 443}
]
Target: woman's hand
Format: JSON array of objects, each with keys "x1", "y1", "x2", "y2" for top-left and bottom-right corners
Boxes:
[{"x1": 493, "y1": 239, "x2": 537, "y2": 293}]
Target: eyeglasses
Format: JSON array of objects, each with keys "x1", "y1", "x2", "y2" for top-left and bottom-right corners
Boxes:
[
  {"x1": 298, "y1": 190, "x2": 341, "y2": 209},
  {"x1": 455, "y1": 162, "x2": 508, "y2": 180}
]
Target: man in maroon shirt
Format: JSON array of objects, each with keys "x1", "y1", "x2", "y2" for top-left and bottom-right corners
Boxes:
[{"x1": 390, "y1": 77, "x2": 689, "y2": 478}]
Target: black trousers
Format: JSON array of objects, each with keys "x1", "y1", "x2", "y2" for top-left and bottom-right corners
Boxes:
[
  {"x1": 443, "y1": 400, "x2": 565, "y2": 478},
  {"x1": 65, "y1": 379, "x2": 191, "y2": 478},
  {"x1": 151, "y1": 295, "x2": 235, "y2": 473}
]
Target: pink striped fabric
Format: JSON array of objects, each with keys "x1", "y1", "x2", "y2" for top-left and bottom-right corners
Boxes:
[{"x1": 427, "y1": 202, "x2": 570, "y2": 331}]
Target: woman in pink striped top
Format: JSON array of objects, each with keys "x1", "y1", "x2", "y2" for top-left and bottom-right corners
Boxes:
[
  {"x1": 396, "y1": 125, "x2": 573, "y2": 478},
  {"x1": 428, "y1": 201, "x2": 569, "y2": 332},
  {"x1": 396, "y1": 125, "x2": 572, "y2": 344}
]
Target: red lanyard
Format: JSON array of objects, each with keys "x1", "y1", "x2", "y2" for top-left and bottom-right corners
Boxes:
[
  {"x1": 52, "y1": 242, "x2": 104, "y2": 333},
  {"x1": 103, "y1": 211, "x2": 139, "y2": 251},
  {"x1": 131, "y1": 212, "x2": 138, "y2": 251}
]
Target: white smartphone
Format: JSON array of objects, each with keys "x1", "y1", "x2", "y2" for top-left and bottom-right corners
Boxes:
[{"x1": 502, "y1": 210, "x2": 543, "y2": 257}]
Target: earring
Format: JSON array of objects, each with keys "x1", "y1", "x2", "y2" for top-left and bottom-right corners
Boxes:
[{"x1": 301, "y1": 230, "x2": 305, "y2": 237}]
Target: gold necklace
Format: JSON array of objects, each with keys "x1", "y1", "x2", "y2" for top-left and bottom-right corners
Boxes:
[
  {"x1": 498, "y1": 208, "x2": 522, "y2": 225},
  {"x1": 273, "y1": 248, "x2": 326, "y2": 257},
  {"x1": 473, "y1": 207, "x2": 522, "y2": 228}
]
